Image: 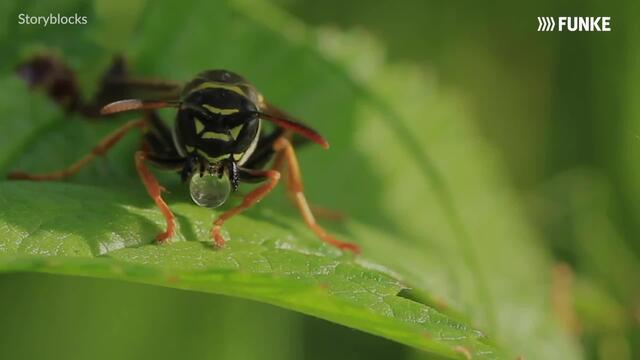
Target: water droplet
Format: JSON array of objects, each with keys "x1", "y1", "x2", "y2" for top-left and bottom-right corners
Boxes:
[{"x1": 189, "y1": 172, "x2": 231, "y2": 208}]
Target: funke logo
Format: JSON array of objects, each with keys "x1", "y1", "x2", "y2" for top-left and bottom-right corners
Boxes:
[{"x1": 537, "y1": 17, "x2": 611, "y2": 32}]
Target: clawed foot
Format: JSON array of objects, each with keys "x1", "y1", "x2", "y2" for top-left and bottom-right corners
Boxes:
[
  {"x1": 211, "y1": 226, "x2": 226, "y2": 248},
  {"x1": 155, "y1": 229, "x2": 174, "y2": 243},
  {"x1": 335, "y1": 241, "x2": 361, "y2": 254}
]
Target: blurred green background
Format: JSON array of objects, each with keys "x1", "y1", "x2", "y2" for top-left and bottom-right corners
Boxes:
[
  {"x1": 1, "y1": 0, "x2": 639, "y2": 359},
  {"x1": 279, "y1": 0, "x2": 640, "y2": 357}
]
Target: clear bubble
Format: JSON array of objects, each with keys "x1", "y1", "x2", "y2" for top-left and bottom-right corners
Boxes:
[{"x1": 189, "y1": 172, "x2": 231, "y2": 208}]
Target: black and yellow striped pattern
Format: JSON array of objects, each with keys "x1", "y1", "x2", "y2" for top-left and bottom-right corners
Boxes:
[{"x1": 172, "y1": 70, "x2": 263, "y2": 165}]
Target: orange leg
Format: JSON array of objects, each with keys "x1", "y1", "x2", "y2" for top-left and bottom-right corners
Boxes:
[
  {"x1": 212, "y1": 170, "x2": 281, "y2": 247},
  {"x1": 307, "y1": 206, "x2": 346, "y2": 222},
  {"x1": 135, "y1": 151, "x2": 175, "y2": 243},
  {"x1": 273, "y1": 146, "x2": 346, "y2": 222},
  {"x1": 273, "y1": 137, "x2": 360, "y2": 253},
  {"x1": 9, "y1": 118, "x2": 145, "y2": 181}
]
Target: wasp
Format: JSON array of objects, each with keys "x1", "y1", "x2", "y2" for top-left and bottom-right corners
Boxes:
[{"x1": 9, "y1": 56, "x2": 360, "y2": 253}]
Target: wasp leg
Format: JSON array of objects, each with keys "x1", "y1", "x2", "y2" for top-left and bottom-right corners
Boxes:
[
  {"x1": 135, "y1": 151, "x2": 175, "y2": 243},
  {"x1": 272, "y1": 137, "x2": 360, "y2": 253},
  {"x1": 268, "y1": 135, "x2": 346, "y2": 222},
  {"x1": 211, "y1": 169, "x2": 281, "y2": 247},
  {"x1": 8, "y1": 118, "x2": 145, "y2": 181},
  {"x1": 244, "y1": 129, "x2": 346, "y2": 222},
  {"x1": 305, "y1": 206, "x2": 346, "y2": 221}
]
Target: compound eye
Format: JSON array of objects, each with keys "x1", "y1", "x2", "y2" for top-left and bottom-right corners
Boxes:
[{"x1": 189, "y1": 172, "x2": 231, "y2": 208}]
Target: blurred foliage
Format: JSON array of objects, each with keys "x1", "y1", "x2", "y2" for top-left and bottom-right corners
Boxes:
[
  {"x1": 280, "y1": 0, "x2": 640, "y2": 358},
  {"x1": 0, "y1": 0, "x2": 637, "y2": 359}
]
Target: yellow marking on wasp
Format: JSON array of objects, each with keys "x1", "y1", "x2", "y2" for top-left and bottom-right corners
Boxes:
[
  {"x1": 233, "y1": 152, "x2": 244, "y2": 161},
  {"x1": 203, "y1": 104, "x2": 240, "y2": 115},
  {"x1": 201, "y1": 131, "x2": 231, "y2": 140},
  {"x1": 194, "y1": 119, "x2": 205, "y2": 134},
  {"x1": 191, "y1": 82, "x2": 245, "y2": 96},
  {"x1": 197, "y1": 149, "x2": 226, "y2": 163},
  {"x1": 230, "y1": 125, "x2": 243, "y2": 140},
  {"x1": 237, "y1": 121, "x2": 261, "y2": 165},
  {"x1": 256, "y1": 92, "x2": 266, "y2": 109},
  {"x1": 185, "y1": 145, "x2": 195, "y2": 152}
]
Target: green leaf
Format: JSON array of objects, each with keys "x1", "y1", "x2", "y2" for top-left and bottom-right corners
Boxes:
[
  {"x1": 0, "y1": 0, "x2": 579, "y2": 359},
  {"x1": 0, "y1": 181, "x2": 497, "y2": 359}
]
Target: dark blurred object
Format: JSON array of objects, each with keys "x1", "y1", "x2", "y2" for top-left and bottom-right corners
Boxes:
[
  {"x1": 16, "y1": 54, "x2": 182, "y2": 118},
  {"x1": 16, "y1": 54, "x2": 81, "y2": 113}
]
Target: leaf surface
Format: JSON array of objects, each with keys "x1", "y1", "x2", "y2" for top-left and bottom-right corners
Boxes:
[{"x1": 0, "y1": 0, "x2": 580, "y2": 358}]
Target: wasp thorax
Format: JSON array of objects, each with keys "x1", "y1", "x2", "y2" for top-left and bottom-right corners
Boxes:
[{"x1": 189, "y1": 170, "x2": 231, "y2": 208}]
